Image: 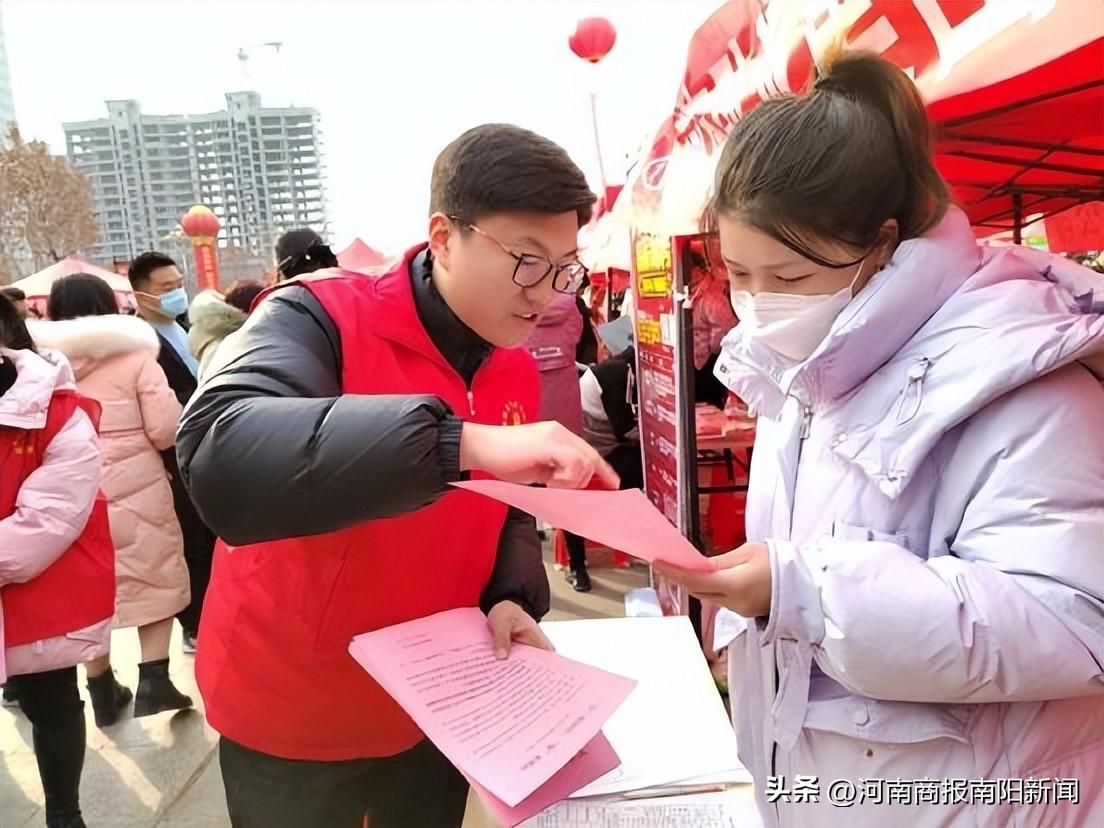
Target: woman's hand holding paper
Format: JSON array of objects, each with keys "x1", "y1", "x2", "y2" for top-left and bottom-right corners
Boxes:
[{"x1": 654, "y1": 542, "x2": 772, "y2": 618}]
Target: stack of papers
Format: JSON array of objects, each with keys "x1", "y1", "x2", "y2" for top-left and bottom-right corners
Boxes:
[
  {"x1": 542, "y1": 616, "x2": 751, "y2": 798},
  {"x1": 348, "y1": 608, "x2": 637, "y2": 826},
  {"x1": 520, "y1": 617, "x2": 758, "y2": 827}
]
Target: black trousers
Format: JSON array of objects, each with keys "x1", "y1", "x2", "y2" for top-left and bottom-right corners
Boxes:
[
  {"x1": 566, "y1": 443, "x2": 644, "y2": 570},
  {"x1": 219, "y1": 736, "x2": 470, "y2": 828},
  {"x1": 164, "y1": 448, "x2": 215, "y2": 636},
  {"x1": 176, "y1": 518, "x2": 215, "y2": 636},
  {"x1": 9, "y1": 667, "x2": 86, "y2": 828}
]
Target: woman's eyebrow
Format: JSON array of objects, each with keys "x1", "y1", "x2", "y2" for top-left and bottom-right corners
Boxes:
[{"x1": 724, "y1": 255, "x2": 808, "y2": 271}]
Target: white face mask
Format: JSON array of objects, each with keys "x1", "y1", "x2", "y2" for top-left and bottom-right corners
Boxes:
[{"x1": 730, "y1": 259, "x2": 866, "y2": 362}]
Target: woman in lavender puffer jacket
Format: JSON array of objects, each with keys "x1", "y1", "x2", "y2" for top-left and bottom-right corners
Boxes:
[
  {"x1": 657, "y1": 52, "x2": 1103, "y2": 827},
  {"x1": 1, "y1": 295, "x2": 115, "y2": 828}
]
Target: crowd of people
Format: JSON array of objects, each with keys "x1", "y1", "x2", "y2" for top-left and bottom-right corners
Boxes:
[{"x1": 1, "y1": 50, "x2": 1101, "y2": 828}]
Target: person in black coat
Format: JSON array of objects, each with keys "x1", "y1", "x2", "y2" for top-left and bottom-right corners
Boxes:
[{"x1": 128, "y1": 252, "x2": 215, "y2": 654}]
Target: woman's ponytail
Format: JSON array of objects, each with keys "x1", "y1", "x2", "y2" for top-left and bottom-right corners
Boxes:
[{"x1": 816, "y1": 50, "x2": 948, "y2": 239}]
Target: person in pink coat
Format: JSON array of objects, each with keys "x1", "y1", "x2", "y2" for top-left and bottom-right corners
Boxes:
[
  {"x1": 525, "y1": 291, "x2": 584, "y2": 434},
  {"x1": 1, "y1": 295, "x2": 114, "y2": 828},
  {"x1": 31, "y1": 273, "x2": 193, "y2": 727}
]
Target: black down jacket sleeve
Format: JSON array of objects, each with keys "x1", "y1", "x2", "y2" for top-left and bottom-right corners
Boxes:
[
  {"x1": 481, "y1": 508, "x2": 551, "y2": 620},
  {"x1": 175, "y1": 286, "x2": 465, "y2": 546}
]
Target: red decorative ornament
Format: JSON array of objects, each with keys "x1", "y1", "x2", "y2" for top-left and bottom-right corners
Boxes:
[
  {"x1": 180, "y1": 204, "x2": 221, "y2": 240},
  {"x1": 569, "y1": 17, "x2": 617, "y2": 64},
  {"x1": 179, "y1": 205, "x2": 222, "y2": 291}
]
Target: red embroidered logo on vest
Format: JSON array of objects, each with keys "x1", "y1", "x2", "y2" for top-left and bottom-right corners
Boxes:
[{"x1": 501, "y1": 400, "x2": 528, "y2": 426}]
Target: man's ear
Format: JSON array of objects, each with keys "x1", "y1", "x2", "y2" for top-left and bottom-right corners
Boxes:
[{"x1": 428, "y1": 213, "x2": 455, "y2": 271}]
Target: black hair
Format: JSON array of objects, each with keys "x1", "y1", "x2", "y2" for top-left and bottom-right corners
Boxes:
[
  {"x1": 431, "y1": 124, "x2": 596, "y2": 229},
  {"x1": 708, "y1": 50, "x2": 948, "y2": 267},
  {"x1": 1, "y1": 286, "x2": 27, "y2": 303},
  {"x1": 275, "y1": 228, "x2": 339, "y2": 280},
  {"x1": 48, "y1": 273, "x2": 119, "y2": 321},
  {"x1": 128, "y1": 251, "x2": 178, "y2": 289},
  {"x1": 0, "y1": 294, "x2": 35, "y2": 351}
]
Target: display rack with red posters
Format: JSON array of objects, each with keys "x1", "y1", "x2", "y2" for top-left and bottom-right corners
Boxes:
[
  {"x1": 630, "y1": 231, "x2": 725, "y2": 623},
  {"x1": 631, "y1": 232, "x2": 686, "y2": 616}
]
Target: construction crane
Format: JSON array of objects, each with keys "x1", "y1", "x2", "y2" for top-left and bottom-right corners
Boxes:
[{"x1": 237, "y1": 41, "x2": 284, "y2": 76}]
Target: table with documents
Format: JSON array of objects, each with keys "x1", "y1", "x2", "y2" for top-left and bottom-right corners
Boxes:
[{"x1": 524, "y1": 616, "x2": 762, "y2": 828}]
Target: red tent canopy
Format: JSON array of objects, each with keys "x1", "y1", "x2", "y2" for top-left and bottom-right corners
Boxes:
[
  {"x1": 931, "y1": 40, "x2": 1103, "y2": 237},
  {"x1": 337, "y1": 238, "x2": 389, "y2": 272},
  {"x1": 619, "y1": 0, "x2": 1104, "y2": 239}
]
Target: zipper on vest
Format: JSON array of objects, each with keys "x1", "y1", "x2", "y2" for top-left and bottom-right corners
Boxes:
[{"x1": 467, "y1": 389, "x2": 475, "y2": 417}]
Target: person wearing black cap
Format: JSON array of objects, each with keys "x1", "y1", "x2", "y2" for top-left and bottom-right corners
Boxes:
[{"x1": 274, "y1": 229, "x2": 339, "y2": 282}]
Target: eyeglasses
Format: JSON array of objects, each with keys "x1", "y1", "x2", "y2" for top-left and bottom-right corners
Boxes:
[{"x1": 450, "y1": 217, "x2": 589, "y2": 295}]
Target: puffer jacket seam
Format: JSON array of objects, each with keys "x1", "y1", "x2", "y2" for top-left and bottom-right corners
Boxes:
[{"x1": 1022, "y1": 742, "x2": 1103, "y2": 779}]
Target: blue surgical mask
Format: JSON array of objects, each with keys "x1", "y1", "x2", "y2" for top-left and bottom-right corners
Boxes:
[{"x1": 157, "y1": 287, "x2": 189, "y2": 319}]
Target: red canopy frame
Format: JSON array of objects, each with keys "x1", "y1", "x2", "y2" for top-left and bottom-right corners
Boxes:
[{"x1": 931, "y1": 40, "x2": 1104, "y2": 241}]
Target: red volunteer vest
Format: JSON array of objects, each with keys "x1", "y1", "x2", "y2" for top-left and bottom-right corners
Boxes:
[
  {"x1": 196, "y1": 246, "x2": 541, "y2": 760},
  {"x1": 1, "y1": 391, "x2": 115, "y2": 648}
]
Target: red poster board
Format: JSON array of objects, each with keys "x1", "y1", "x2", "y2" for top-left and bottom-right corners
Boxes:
[{"x1": 632, "y1": 232, "x2": 694, "y2": 617}]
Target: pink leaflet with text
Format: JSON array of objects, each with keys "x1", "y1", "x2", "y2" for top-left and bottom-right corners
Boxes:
[
  {"x1": 465, "y1": 733, "x2": 620, "y2": 827},
  {"x1": 348, "y1": 608, "x2": 636, "y2": 807}
]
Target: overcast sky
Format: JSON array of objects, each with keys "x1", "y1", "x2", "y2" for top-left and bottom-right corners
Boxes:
[{"x1": 3, "y1": 0, "x2": 719, "y2": 252}]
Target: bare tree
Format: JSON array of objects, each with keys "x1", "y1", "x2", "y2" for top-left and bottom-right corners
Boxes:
[{"x1": 0, "y1": 124, "x2": 99, "y2": 284}]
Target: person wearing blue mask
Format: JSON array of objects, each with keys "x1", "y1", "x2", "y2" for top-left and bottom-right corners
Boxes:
[
  {"x1": 129, "y1": 252, "x2": 198, "y2": 386},
  {"x1": 129, "y1": 252, "x2": 215, "y2": 658}
]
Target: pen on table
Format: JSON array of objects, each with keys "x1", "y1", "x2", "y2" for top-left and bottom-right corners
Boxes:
[{"x1": 619, "y1": 783, "x2": 730, "y2": 801}]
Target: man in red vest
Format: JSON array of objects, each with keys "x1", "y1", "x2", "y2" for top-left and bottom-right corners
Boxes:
[{"x1": 177, "y1": 124, "x2": 617, "y2": 828}]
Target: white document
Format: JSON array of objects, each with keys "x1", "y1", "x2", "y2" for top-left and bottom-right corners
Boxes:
[
  {"x1": 523, "y1": 790, "x2": 764, "y2": 828},
  {"x1": 713, "y1": 609, "x2": 749, "y2": 651},
  {"x1": 541, "y1": 616, "x2": 752, "y2": 798}
]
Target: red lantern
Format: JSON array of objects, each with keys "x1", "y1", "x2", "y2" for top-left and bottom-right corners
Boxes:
[
  {"x1": 180, "y1": 204, "x2": 221, "y2": 240},
  {"x1": 179, "y1": 205, "x2": 222, "y2": 292},
  {"x1": 569, "y1": 17, "x2": 617, "y2": 64}
]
